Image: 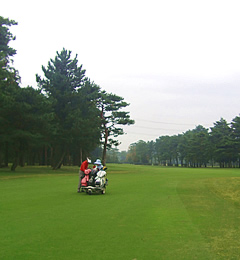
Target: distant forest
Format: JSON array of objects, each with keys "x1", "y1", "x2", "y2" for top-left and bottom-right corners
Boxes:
[{"x1": 110, "y1": 117, "x2": 240, "y2": 168}]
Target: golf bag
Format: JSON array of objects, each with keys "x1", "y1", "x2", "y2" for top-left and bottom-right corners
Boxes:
[
  {"x1": 81, "y1": 169, "x2": 91, "y2": 187},
  {"x1": 95, "y1": 169, "x2": 107, "y2": 187},
  {"x1": 88, "y1": 169, "x2": 97, "y2": 186}
]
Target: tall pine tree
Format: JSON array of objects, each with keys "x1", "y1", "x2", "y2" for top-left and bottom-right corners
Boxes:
[{"x1": 36, "y1": 49, "x2": 101, "y2": 168}]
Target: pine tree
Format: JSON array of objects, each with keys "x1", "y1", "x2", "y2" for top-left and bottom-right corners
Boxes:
[
  {"x1": 98, "y1": 91, "x2": 134, "y2": 165},
  {"x1": 36, "y1": 49, "x2": 101, "y2": 168}
]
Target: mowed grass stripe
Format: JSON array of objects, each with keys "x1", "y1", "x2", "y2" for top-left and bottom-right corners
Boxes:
[{"x1": 1, "y1": 165, "x2": 240, "y2": 259}]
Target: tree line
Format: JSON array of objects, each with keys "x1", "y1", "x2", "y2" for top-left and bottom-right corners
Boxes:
[
  {"x1": 125, "y1": 117, "x2": 240, "y2": 167},
  {"x1": 0, "y1": 16, "x2": 134, "y2": 170}
]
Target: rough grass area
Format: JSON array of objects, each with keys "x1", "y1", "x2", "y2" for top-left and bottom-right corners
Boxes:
[
  {"x1": 210, "y1": 177, "x2": 240, "y2": 204},
  {"x1": 178, "y1": 175, "x2": 240, "y2": 260},
  {"x1": 1, "y1": 165, "x2": 240, "y2": 259}
]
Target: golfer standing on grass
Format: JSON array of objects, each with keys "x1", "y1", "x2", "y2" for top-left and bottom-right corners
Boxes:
[{"x1": 77, "y1": 157, "x2": 91, "y2": 192}]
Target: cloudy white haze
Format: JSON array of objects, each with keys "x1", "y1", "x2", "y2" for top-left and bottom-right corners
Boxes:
[{"x1": 2, "y1": 0, "x2": 240, "y2": 151}]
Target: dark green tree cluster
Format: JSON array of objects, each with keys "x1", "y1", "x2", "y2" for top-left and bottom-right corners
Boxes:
[
  {"x1": 126, "y1": 117, "x2": 240, "y2": 168},
  {"x1": 36, "y1": 49, "x2": 102, "y2": 169},
  {"x1": 0, "y1": 16, "x2": 134, "y2": 170}
]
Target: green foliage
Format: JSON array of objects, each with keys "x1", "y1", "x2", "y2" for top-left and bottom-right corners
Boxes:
[
  {"x1": 0, "y1": 16, "x2": 19, "y2": 87},
  {"x1": 0, "y1": 16, "x2": 19, "y2": 135},
  {"x1": 0, "y1": 16, "x2": 17, "y2": 57},
  {"x1": 210, "y1": 118, "x2": 236, "y2": 167},
  {"x1": 0, "y1": 86, "x2": 53, "y2": 170},
  {"x1": 0, "y1": 16, "x2": 21, "y2": 169},
  {"x1": 231, "y1": 115, "x2": 240, "y2": 166},
  {"x1": 130, "y1": 140, "x2": 149, "y2": 164},
  {"x1": 185, "y1": 125, "x2": 210, "y2": 167}
]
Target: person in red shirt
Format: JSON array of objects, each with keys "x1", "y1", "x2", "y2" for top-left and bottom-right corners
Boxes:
[{"x1": 77, "y1": 157, "x2": 91, "y2": 192}]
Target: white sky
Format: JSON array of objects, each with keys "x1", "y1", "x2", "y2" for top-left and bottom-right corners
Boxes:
[{"x1": 2, "y1": 0, "x2": 240, "y2": 151}]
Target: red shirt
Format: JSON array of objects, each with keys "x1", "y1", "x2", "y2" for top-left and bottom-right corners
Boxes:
[{"x1": 80, "y1": 160, "x2": 88, "y2": 172}]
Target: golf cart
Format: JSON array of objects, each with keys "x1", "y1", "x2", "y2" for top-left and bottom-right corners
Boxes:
[{"x1": 80, "y1": 167, "x2": 108, "y2": 195}]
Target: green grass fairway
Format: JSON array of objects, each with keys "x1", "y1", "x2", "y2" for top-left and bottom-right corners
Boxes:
[{"x1": 1, "y1": 165, "x2": 240, "y2": 259}]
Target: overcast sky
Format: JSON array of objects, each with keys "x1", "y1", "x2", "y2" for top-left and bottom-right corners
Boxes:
[{"x1": 2, "y1": 0, "x2": 240, "y2": 151}]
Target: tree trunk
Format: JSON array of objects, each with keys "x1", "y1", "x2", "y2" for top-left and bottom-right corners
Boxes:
[
  {"x1": 102, "y1": 128, "x2": 108, "y2": 166},
  {"x1": 4, "y1": 142, "x2": 8, "y2": 167},
  {"x1": 19, "y1": 152, "x2": 24, "y2": 167},
  {"x1": 175, "y1": 157, "x2": 179, "y2": 167},
  {"x1": 53, "y1": 151, "x2": 66, "y2": 170},
  {"x1": 51, "y1": 145, "x2": 66, "y2": 170},
  {"x1": 45, "y1": 145, "x2": 48, "y2": 166},
  {"x1": 11, "y1": 151, "x2": 19, "y2": 171},
  {"x1": 80, "y1": 148, "x2": 82, "y2": 165}
]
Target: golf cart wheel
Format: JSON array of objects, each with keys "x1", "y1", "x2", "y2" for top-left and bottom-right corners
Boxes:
[
  {"x1": 101, "y1": 189, "x2": 106, "y2": 194},
  {"x1": 87, "y1": 189, "x2": 92, "y2": 195}
]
